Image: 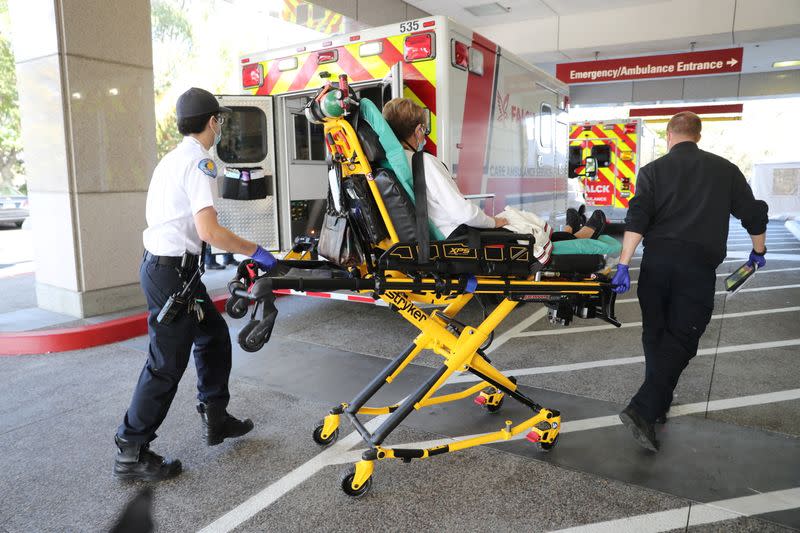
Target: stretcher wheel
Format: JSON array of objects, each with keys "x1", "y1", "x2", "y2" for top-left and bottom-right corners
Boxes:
[
  {"x1": 225, "y1": 297, "x2": 249, "y2": 319},
  {"x1": 538, "y1": 433, "x2": 559, "y2": 452},
  {"x1": 339, "y1": 465, "x2": 372, "y2": 498},
  {"x1": 238, "y1": 320, "x2": 264, "y2": 353},
  {"x1": 475, "y1": 385, "x2": 506, "y2": 413},
  {"x1": 486, "y1": 396, "x2": 504, "y2": 413},
  {"x1": 312, "y1": 420, "x2": 339, "y2": 447}
]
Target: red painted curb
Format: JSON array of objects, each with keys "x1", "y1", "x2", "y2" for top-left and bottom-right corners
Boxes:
[{"x1": 0, "y1": 296, "x2": 228, "y2": 356}]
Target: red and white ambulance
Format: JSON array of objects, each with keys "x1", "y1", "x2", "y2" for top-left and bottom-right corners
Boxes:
[
  {"x1": 568, "y1": 119, "x2": 656, "y2": 226},
  {"x1": 212, "y1": 15, "x2": 573, "y2": 254}
]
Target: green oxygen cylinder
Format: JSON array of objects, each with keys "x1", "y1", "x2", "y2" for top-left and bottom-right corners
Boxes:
[{"x1": 320, "y1": 90, "x2": 344, "y2": 118}]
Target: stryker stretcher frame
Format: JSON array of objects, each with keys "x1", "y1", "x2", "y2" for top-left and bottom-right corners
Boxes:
[{"x1": 227, "y1": 77, "x2": 621, "y2": 497}]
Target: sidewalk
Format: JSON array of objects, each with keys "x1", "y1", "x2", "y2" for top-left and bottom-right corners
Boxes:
[{"x1": 0, "y1": 263, "x2": 236, "y2": 333}]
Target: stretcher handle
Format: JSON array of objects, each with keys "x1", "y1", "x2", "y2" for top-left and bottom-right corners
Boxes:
[{"x1": 231, "y1": 276, "x2": 608, "y2": 299}]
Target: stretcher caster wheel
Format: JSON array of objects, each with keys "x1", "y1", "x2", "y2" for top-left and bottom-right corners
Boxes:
[
  {"x1": 538, "y1": 433, "x2": 559, "y2": 452},
  {"x1": 475, "y1": 387, "x2": 505, "y2": 413},
  {"x1": 312, "y1": 419, "x2": 339, "y2": 447},
  {"x1": 339, "y1": 465, "x2": 372, "y2": 498},
  {"x1": 238, "y1": 320, "x2": 265, "y2": 353},
  {"x1": 225, "y1": 296, "x2": 249, "y2": 319},
  {"x1": 486, "y1": 395, "x2": 504, "y2": 413}
]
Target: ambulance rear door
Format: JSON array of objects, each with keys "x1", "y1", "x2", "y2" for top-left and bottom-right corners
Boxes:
[{"x1": 212, "y1": 95, "x2": 280, "y2": 252}]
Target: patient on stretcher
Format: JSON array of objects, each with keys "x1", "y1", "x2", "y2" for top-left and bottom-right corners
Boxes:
[{"x1": 381, "y1": 97, "x2": 608, "y2": 261}]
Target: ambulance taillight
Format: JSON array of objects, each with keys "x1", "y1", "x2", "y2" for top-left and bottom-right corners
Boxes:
[
  {"x1": 404, "y1": 32, "x2": 435, "y2": 61},
  {"x1": 242, "y1": 63, "x2": 263, "y2": 88}
]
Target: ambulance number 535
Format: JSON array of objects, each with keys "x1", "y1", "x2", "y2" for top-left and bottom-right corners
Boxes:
[{"x1": 399, "y1": 20, "x2": 419, "y2": 32}]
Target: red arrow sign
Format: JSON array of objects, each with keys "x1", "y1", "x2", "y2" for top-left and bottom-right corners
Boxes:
[{"x1": 556, "y1": 48, "x2": 743, "y2": 84}]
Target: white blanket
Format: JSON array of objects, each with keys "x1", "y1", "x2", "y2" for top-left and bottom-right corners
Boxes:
[{"x1": 500, "y1": 206, "x2": 553, "y2": 265}]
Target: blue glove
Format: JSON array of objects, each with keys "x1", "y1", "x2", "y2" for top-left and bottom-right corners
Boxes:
[
  {"x1": 612, "y1": 264, "x2": 630, "y2": 294},
  {"x1": 747, "y1": 248, "x2": 766, "y2": 269},
  {"x1": 251, "y1": 245, "x2": 277, "y2": 272}
]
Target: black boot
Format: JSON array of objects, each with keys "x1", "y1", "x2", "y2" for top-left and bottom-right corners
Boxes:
[
  {"x1": 113, "y1": 436, "x2": 182, "y2": 481},
  {"x1": 619, "y1": 405, "x2": 659, "y2": 452},
  {"x1": 585, "y1": 210, "x2": 607, "y2": 239},
  {"x1": 197, "y1": 402, "x2": 254, "y2": 446},
  {"x1": 566, "y1": 208, "x2": 582, "y2": 231}
]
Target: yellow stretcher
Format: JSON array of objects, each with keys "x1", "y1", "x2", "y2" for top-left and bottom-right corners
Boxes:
[{"x1": 226, "y1": 75, "x2": 621, "y2": 497}]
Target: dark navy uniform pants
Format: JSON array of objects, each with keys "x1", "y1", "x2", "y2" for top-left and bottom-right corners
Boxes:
[
  {"x1": 117, "y1": 257, "x2": 232, "y2": 443},
  {"x1": 628, "y1": 247, "x2": 716, "y2": 423}
]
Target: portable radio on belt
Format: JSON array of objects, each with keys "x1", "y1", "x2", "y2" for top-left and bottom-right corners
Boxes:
[{"x1": 157, "y1": 243, "x2": 207, "y2": 325}]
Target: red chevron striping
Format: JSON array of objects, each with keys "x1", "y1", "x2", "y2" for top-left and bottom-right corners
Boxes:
[
  {"x1": 380, "y1": 37, "x2": 405, "y2": 70},
  {"x1": 336, "y1": 45, "x2": 372, "y2": 82},
  {"x1": 288, "y1": 52, "x2": 323, "y2": 92},
  {"x1": 622, "y1": 157, "x2": 636, "y2": 175},
  {"x1": 258, "y1": 60, "x2": 282, "y2": 95},
  {"x1": 404, "y1": 75, "x2": 437, "y2": 115},
  {"x1": 611, "y1": 124, "x2": 637, "y2": 151},
  {"x1": 607, "y1": 160, "x2": 631, "y2": 207},
  {"x1": 590, "y1": 125, "x2": 611, "y2": 140},
  {"x1": 570, "y1": 126, "x2": 585, "y2": 139}
]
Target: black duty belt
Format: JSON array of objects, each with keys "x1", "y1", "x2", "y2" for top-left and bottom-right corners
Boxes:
[{"x1": 143, "y1": 251, "x2": 199, "y2": 269}]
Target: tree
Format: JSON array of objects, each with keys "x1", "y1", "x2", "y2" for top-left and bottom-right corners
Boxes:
[
  {"x1": 0, "y1": 0, "x2": 24, "y2": 188},
  {"x1": 151, "y1": 0, "x2": 193, "y2": 158}
]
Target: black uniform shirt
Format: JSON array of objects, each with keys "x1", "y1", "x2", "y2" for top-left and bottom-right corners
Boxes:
[{"x1": 625, "y1": 141, "x2": 768, "y2": 266}]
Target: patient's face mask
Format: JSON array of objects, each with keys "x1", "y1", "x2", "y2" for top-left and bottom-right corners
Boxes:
[{"x1": 415, "y1": 124, "x2": 427, "y2": 152}]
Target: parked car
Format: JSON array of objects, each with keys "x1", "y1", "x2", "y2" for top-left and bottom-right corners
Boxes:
[{"x1": 0, "y1": 186, "x2": 29, "y2": 227}]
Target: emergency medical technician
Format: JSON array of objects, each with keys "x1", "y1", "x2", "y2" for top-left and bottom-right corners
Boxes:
[
  {"x1": 612, "y1": 111, "x2": 768, "y2": 452},
  {"x1": 114, "y1": 88, "x2": 277, "y2": 481}
]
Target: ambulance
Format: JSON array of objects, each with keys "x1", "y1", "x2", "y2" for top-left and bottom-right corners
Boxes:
[
  {"x1": 568, "y1": 119, "x2": 655, "y2": 227},
  {"x1": 211, "y1": 15, "x2": 572, "y2": 255}
]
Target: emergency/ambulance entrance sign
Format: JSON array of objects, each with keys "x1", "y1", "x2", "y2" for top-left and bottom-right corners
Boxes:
[{"x1": 556, "y1": 47, "x2": 743, "y2": 84}]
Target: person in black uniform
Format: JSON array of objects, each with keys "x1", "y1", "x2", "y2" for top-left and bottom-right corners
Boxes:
[
  {"x1": 114, "y1": 88, "x2": 278, "y2": 481},
  {"x1": 611, "y1": 111, "x2": 768, "y2": 451}
]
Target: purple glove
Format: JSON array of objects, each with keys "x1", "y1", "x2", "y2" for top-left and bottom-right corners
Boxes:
[
  {"x1": 612, "y1": 264, "x2": 630, "y2": 294},
  {"x1": 747, "y1": 248, "x2": 766, "y2": 269},
  {"x1": 252, "y1": 245, "x2": 277, "y2": 272}
]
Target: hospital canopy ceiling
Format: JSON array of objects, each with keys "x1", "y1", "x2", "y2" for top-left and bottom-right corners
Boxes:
[{"x1": 404, "y1": 0, "x2": 800, "y2": 72}]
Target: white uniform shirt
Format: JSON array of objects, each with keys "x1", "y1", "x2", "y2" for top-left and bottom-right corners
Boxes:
[
  {"x1": 404, "y1": 149, "x2": 495, "y2": 238},
  {"x1": 142, "y1": 136, "x2": 217, "y2": 256}
]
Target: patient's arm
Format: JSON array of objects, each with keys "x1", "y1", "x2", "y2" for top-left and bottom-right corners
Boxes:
[
  {"x1": 423, "y1": 154, "x2": 495, "y2": 230},
  {"x1": 494, "y1": 216, "x2": 508, "y2": 228}
]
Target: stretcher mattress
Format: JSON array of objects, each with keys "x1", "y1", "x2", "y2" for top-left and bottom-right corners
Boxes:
[{"x1": 552, "y1": 235, "x2": 621, "y2": 256}]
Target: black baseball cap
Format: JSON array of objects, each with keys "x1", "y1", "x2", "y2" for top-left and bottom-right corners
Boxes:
[{"x1": 176, "y1": 87, "x2": 231, "y2": 120}]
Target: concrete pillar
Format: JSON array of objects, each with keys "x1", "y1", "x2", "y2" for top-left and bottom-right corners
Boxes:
[{"x1": 9, "y1": 0, "x2": 156, "y2": 317}]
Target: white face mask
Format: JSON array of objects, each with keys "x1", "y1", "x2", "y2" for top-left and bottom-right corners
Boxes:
[
  {"x1": 416, "y1": 125, "x2": 426, "y2": 152},
  {"x1": 211, "y1": 117, "x2": 223, "y2": 146}
]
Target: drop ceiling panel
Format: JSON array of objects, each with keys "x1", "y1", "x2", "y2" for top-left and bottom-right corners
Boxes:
[
  {"x1": 407, "y1": 0, "x2": 556, "y2": 28},
  {"x1": 540, "y1": 0, "x2": 670, "y2": 16}
]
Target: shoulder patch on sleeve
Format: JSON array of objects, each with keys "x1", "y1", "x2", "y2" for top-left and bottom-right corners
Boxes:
[{"x1": 198, "y1": 158, "x2": 217, "y2": 178}]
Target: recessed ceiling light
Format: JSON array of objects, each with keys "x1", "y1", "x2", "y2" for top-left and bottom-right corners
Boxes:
[
  {"x1": 465, "y1": 2, "x2": 511, "y2": 17},
  {"x1": 773, "y1": 60, "x2": 800, "y2": 68}
]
